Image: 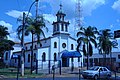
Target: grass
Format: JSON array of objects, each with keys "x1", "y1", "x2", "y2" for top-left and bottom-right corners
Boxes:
[{"x1": 0, "y1": 67, "x2": 43, "y2": 78}]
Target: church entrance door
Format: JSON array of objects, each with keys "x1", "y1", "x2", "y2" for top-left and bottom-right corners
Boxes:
[{"x1": 62, "y1": 58, "x2": 69, "y2": 67}]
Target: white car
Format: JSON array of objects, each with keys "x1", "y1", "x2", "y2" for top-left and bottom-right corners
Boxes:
[{"x1": 82, "y1": 66, "x2": 111, "y2": 80}]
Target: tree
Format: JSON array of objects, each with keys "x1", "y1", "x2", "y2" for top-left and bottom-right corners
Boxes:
[
  {"x1": 0, "y1": 25, "x2": 14, "y2": 67},
  {"x1": 25, "y1": 15, "x2": 47, "y2": 74},
  {"x1": 17, "y1": 15, "x2": 47, "y2": 74},
  {"x1": 77, "y1": 26, "x2": 98, "y2": 69},
  {"x1": 97, "y1": 29, "x2": 117, "y2": 66}
]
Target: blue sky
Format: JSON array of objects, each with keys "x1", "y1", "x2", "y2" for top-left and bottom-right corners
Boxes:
[{"x1": 1, "y1": 0, "x2": 120, "y2": 51}]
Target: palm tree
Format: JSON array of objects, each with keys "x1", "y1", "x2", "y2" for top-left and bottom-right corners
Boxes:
[
  {"x1": 25, "y1": 15, "x2": 47, "y2": 74},
  {"x1": 97, "y1": 29, "x2": 117, "y2": 66},
  {"x1": 77, "y1": 26, "x2": 98, "y2": 69},
  {"x1": 17, "y1": 15, "x2": 47, "y2": 74}
]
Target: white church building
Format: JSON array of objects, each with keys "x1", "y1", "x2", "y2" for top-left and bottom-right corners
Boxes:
[{"x1": 4, "y1": 5, "x2": 83, "y2": 71}]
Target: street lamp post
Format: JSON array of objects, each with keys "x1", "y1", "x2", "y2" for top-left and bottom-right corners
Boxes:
[{"x1": 21, "y1": 0, "x2": 39, "y2": 75}]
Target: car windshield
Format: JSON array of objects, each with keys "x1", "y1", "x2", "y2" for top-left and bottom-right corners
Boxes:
[{"x1": 89, "y1": 66, "x2": 99, "y2": 71}]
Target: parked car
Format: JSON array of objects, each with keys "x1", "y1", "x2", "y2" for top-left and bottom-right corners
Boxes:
[{"x1": 82, "y1": 66, "x2": 111, "y2": 80}]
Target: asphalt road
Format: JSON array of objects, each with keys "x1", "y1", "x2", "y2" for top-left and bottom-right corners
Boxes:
[{"x1": 3, "y1": 77, "x2": 120, "y2": 80}]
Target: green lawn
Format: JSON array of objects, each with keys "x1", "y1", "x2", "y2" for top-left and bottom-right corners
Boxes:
[{"x1": 0, "y1": 67, "x2": 43, "y2": 78}]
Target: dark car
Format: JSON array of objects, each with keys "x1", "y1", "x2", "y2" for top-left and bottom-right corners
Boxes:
[{"x1": 82, "y1": 66, "x2": 111, "y2": 80}]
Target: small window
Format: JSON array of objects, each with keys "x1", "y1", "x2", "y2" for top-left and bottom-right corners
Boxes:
[
  {"x1": 42, "y1": 52, "x2": 46, "y2": 62},
  {"x1": 5, "y1": 52, "x2": 8, "y2": 60},
  {"x1": 54, "y1": 53, "x2": 57, "y2": 61},
  {"x1": 71, "y1": 44, "x2": 74, "y2": 50},
  {"x1": 54, "y1": 42, "x2": 57, "y2": 48},
  {"x1": 28, "y1": 54, "x2": 30, "y2": 63}
]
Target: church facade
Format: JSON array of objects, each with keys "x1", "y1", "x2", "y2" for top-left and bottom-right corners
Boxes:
[{"x1": 4, "y1": 5, "x2": 83, "y2": 70}]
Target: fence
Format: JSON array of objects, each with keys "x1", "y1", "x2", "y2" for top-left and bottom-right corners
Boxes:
[{"x1": 35, "y1": 60, "x2": 61, "y2": 75}]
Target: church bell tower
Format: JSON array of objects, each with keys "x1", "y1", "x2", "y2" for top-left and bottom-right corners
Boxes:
[{"x1": 52, "y1": 4, "x2": 70, "y2": 36}]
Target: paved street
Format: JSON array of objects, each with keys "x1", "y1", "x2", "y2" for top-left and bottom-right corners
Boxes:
[{"x1": 2, "y1": 77, "x2": 120, "y2": 80}]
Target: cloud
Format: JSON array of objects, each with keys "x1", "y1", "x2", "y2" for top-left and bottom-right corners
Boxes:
[
  {"x1": 6, "y1": 10, "x2": 32, "y2": 18},
  {"x1": 0, "y1": 21, "x2": 19, "y2": 42},
  {"x1": 82, "y1": 0, "x2": 105, "y2": 16},
  {"x1": 40, "y1": 0, "x2": 105, "y2": 18},
  {"x1": 0, "y1": 21, "x2": 13, "y2": 33},
  {"x1": 112, "y1": 0, "x2": 120, "y2": 13}
]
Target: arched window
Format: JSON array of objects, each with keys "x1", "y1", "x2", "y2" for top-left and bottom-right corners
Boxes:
[
  {"x1": 5, "y1": 52, "x2": 8, "y2": 60},
  {"x1": 42, "y1": 52, "x2": 46, "y2": 62},
  {"x1": 71, "y1": 44, "x2": 74, "y2": 50},
  {"x1": 34, "y1": 53, "x2": 36, "y2": 62},
  {"x1": 54, "y1": 42, "x2": 57, "y2": 48},
  {"x1": 54, "y1": 53, "x2": 57, "y2": 61},
  {"x1": 40, "y1": 43, "x2": 42, "y2": 47},
  {"x1": 28, "y1": 54, "x2": 30, "y2": 63}
]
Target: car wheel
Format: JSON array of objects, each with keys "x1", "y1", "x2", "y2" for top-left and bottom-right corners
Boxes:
[
  {"x1": 94, "y1": 75, "x2": 98, "y2": 80},
  {"x1": 106, "y1": 74, "x2": 111, "y2": 79},
  {"x1": 83, "y1": 76, "x2": 87, "y2": 79}
]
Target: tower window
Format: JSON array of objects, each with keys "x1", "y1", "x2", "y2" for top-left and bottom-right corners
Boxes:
[
  {"x1": 54, "y1": 53, "x2": 57, "y2": 61},
  {"x1": 28, "y1": 54, "x2": 30, "y2": 63},
  {"x1": 42, "y1": 52, "x2": 46, "y2": 62},
  {"x1": 61, "y1": 24, "x2": 64, "y2": 31},
  {"x1": 54, "y1": 42, "x2": 57, "y2": 48},
  {"x1": 65, "y1": 24, "x2": 68, "y2": 32},
  {"x1": 71, "y1": 44, "x2": 74, "y2": 50},
  {"x1": 57, "y1": 25, "x2": 59, "y2": 31}
]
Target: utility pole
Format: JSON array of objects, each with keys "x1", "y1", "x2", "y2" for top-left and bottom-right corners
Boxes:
[{"x1": 21, "y1": 12, "x2": 25, "y2": 76}]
